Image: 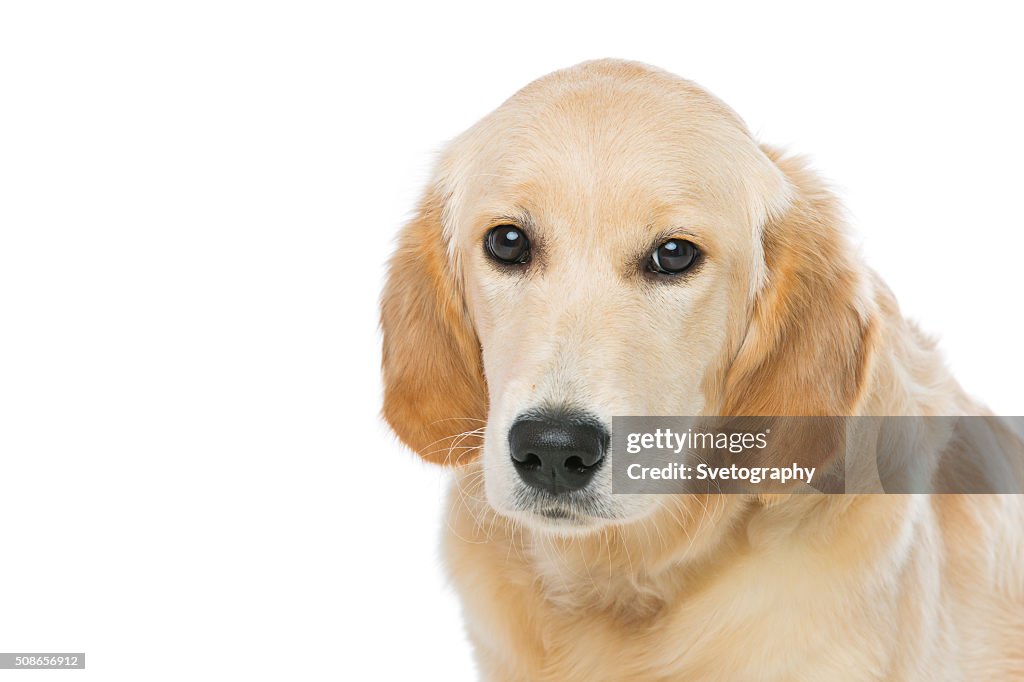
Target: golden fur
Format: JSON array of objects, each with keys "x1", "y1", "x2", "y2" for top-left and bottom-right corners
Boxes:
[{"x1": 381, "y1": 60, "x2": 1024, "y2": 680}]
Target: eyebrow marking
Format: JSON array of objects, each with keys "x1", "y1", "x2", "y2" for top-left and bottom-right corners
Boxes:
[{"x1": 489, "y1": 207, "x2": 538, "y2": 236}]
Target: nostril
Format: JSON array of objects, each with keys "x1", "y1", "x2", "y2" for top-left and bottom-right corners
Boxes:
[
  {"x1": 514, "y1": 452, "x2": 543, "y2": 471},
  {"x1": 564, "y1": 455, "x2": 594, "y2": 474}
]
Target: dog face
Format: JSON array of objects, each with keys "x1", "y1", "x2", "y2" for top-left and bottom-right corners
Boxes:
[{"x1": 382, "y1": 60, "x2": 871, "y2": 533}]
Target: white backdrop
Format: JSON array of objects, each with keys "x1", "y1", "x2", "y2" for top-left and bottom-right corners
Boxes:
[{"x1": 1, "y1": 1, "x2": 1021, "y2": 680}]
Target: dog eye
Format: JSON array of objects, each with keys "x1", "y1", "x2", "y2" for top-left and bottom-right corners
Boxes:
[
  {"x1": 649, "y1": 238, "x2": 699, "y2": 275},
  {"x1": 485, "y1": 225, "x2": 530, "y2": 264}
]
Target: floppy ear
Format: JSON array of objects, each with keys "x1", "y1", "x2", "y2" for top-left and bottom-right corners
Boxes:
[
  {"x1": 720, "y1": 149, "x2": 875, "y2": 487},
  {"x1": 724, "y1": 148, "x2": 873, "y2": 417},
  {"x1": 380, "y1": 186, "x2": 488, "y2": 465}
]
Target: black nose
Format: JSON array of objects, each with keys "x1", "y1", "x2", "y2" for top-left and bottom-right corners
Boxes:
[{"x1": 508, "y1": 413, "x2": 608, "y2": 494}]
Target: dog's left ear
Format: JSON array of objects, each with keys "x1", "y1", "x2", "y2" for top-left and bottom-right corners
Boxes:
[
  {"x1": 723, "y1": 147, "x2": 873, "y2": 417},
  {"x1": 720, "y1": 149, "x2": 875, "y2": 483},
  {"x1": 380, "y1": 185, "x2": 488, "y2": 465}
]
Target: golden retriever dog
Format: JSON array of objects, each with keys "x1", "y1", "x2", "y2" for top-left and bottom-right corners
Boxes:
[{"x1": 380, "y1": 60, "x2": 1024, "y2": 680}]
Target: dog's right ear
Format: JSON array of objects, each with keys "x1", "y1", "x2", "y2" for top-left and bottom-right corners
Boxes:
[{"x1": 380, "y1": 186, "x2": 488, "y2": 465}]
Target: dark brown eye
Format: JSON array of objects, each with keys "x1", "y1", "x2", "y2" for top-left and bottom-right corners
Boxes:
[
  {"x1": 649, "y1": 238, "x2": 699, "y2": 275},
  {"x1": 485, "y1": 225, "x2": 530, "y2": 264}
]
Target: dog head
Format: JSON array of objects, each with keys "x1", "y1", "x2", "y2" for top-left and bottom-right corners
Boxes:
[{"x1": 382, "y1": 60, "x2": 872, "y2": 533}]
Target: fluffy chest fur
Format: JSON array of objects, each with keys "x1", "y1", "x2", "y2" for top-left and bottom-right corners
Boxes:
[{"x1": 444, "y1": 479, "x2": 1021, "y2": 681}]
